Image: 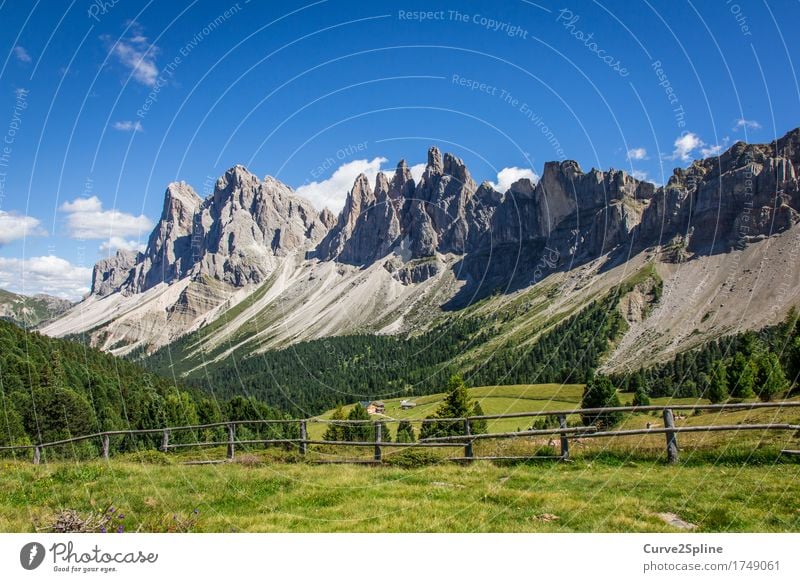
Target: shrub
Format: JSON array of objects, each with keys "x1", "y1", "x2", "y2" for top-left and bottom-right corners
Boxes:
[{"x1": 384, "y1": 448, "x2": 440, "y2": 468}]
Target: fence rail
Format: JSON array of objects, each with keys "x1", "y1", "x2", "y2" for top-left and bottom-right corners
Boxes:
[{"x1": 1, "y1": 401, "x2": 798, "y2": 465}]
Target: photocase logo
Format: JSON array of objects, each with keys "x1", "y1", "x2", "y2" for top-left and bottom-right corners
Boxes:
[{"x1": 20, "y1": 542, "x2": 46, "y2": 570}]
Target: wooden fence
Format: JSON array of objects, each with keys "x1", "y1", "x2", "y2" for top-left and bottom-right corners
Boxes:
[{"x1": 1, "y1": 401, "x2": 799, "y2": 465}]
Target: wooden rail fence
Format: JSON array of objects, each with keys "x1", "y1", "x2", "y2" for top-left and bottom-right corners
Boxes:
[{"x1": 1, "y1": 401, "x2": 798, "y2": 465}]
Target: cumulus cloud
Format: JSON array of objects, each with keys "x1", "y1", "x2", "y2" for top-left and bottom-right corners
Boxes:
[
  {"x1": 105, "y1": 24, "x2": 159, "y2": 86},
  {"x1": 627, "y1": 147, "x2": 648, "y2": 160},
  {"x1": 734, "y1": 118, "x2": 761, "y2": 131},
  {"x1": 631, "y1": 170, "x2": 648, "y2": 181},
  {"x1": 99, "y1": 236, "x2": 146, "y2": 253},
  {"x1": 112, "y1": 120, "x2": 143, "y2": 132},
  {"x1": 0, "y1": 210, "x2": 47, "y2": 246},
  {"x1": 667, "y1": 132, "x2": 729, "y2": 162},
  {"x1": 490, "y1": 167, "x2": 539, "y2": 193},
  {"x1": 13, "y1": 46, "x2": 31, "y2": 63},
  {"x1": 296, "y1": 157, "x2": 388, "y2": 212},
  {"x1": 701, "y1": 136, "x2": 729, "y2": 158},
  {"x1": 669, "y1": 132, "x2": 704, "y2": 161},
  {"x1": 0, "y1": 255, "x2": 91, "y2": 300},
  {"x1": 60, "y1": 195, "x2": 152, "y2": 240}
]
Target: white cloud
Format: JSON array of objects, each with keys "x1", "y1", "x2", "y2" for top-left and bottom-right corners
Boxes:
[
  {"x1": 667, "y1": 132, "x2": 729, "y2": 162},
  {"x1": 490, "y1": 167, "x2": 539, "y2": 193},
  {"x1": 627, "y1": 147, "x2": 648, "y2": 160},
  {"x1": 701, "y1": 136, "x2": 729, "y2": 158},
  {"x1": 0, "y1": 210, "x2": 47, "y2": 246},
  {"x1": 99, "y1": 236, "x2": 145, "y2": 253},
  {"x1": 0, "y1": 255, "x2": 91, "y2": 300},
  {"x1": 669, "y1": 132, "x2": 704, "y2": 161},
  {"x1": 733, "y1": 118, "x2": 761, "y2": 131},
  {"x1": 105, "y1": 25, "x2": 159, "y2": 87},
  {"x1": 701, "y1": 144, "x2": 723, "y2": 157},
  {"x1": 112, "y1": 120, "x2": 143, "y2": 132},
  {"x1": 409, "y1": 163, "x2": 426, "y2": 184},
  {"x1": 13, "y1": 46, "x2": 31, "y2": 63},
  {"x1": 296, "y1": 157, "x2": 388, "y2": 212},
  {"x1": 60, "y1": 195, "x2": 152, "y2": 240},
  {"x1": 631, "y1": 170, "x2": 648, "y2": 181}
]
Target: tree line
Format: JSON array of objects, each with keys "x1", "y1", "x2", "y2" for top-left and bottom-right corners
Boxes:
[
  {"x1": 612, "y1": 309, "x2": 800, "y2": 403},
  {"x1": 0, "y1": 320, "x2": 294, "y2": 453}
]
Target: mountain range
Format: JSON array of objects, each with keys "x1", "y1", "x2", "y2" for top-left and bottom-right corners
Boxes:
[{"x1": 41, "y1": 128, "x2": 800, "y2": 384}]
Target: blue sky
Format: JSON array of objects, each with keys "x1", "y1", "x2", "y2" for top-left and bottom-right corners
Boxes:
[{"x1": 0, "y1": 0, "x2": 798, "y2": 298}]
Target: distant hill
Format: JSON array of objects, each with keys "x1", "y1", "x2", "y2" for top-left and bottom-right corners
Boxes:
[{"x1": 0, "y1": 289, "x2": 72, "y2": 328}]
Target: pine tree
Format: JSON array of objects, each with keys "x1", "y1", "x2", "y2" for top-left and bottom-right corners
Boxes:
[
  {"x1": 396, "y1": 420, "x2": 416, "y2": 443},
  {"x1": 471, "y1": 401, "x2": 487, "y2": 434},
  {"x1": 420, "y1": 375, "x2": 476, "y2": 439},
  {"x1": 706, "y1": 361, "x2": 729, "y2": 403},
  {"x1": 344, "y1": 403, "x2": 370, "y2": 441},
  {"x1": 632, "y1": 386, "x2": 650, "y2": 407},
  {"x1": 728, "y1": 353, "x2": 756, "y2": 398},
  {"x1": 755, "y1": 353, "x2": 788, "y2": 402},
  {"x1": 323, "y1": 406, "x2": 347, "y2": 441},
  {"x1": 580, "y1": 374, "x2": 622, "y2": 428}
]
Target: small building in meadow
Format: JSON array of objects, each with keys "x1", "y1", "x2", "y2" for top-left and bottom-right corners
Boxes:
[
  {"x1": 366, "y1": 401, "x2": 385, "y2": 415},
  {"x1": 400, "y1": 400, "x2": 417, "y2": 410}
]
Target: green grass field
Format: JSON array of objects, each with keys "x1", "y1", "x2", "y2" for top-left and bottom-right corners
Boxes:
[
  {"x1": 2, "y1": 383, "x2": 798, "y2": 533},
  {"x1": 1, "y1": 455, "x2": 798, "y2": 532}
]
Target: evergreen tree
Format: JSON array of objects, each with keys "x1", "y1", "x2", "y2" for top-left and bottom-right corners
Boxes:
[
  {"x1": 632, "y1": 386, "x2": 650, "y2": 407},
  {"x1": 471, "y1": 401, "x2": 488, "y2": 434},
  {"x1": 323, "y1": 406, "x2": 347, "y2": 441},
  {"x1": 396, "y1": 420, "x2": 416, "y2": 443},
  {"x1": 344, "y1": 404, "x2": 371, "y2": 442},
  {"x1": 420, "y1": 375, "x2": 480, "y2": 439},
  {"x1": 706, "y1": 361, "x2": 729, "y2": 403},
  {"x1": 754, "y1": 353, "x2": 788, "y2": 402},
  {"x1": 580, "y1": 374, "x2": 622, "y2": 428},
  {"x1": 786, "y1": 336, "x2": 800, "y2": 392},
  {"x1": 728, "y1": 353, "x2": 756, "y2": 398}
]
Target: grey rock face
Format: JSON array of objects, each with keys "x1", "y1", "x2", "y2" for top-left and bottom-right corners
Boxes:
[
  {"x1": 93, "y1": 165, "x2": 330, "y2": 296},
  {"x1": 131, "y1": 181, "x2": 201, "y2": 291},
  {"x1": 90, "y1": 128, "x2": 800, "y2": 302},
  {"x1": 92, "y1": 249, "x2": 139, "y2": 297},
  {"x1": 318, "y1": 147, "x2": 480, "y2": 268},
  {"x1": 196, "y1": 166, "x2": 328, "y2": 286}
]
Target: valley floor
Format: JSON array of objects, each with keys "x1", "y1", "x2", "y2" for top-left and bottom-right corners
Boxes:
[{"x1": 1, "y1": 455, "x2": 798, "y2": 533}]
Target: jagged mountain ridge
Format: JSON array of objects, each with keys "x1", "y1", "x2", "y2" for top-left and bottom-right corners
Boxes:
[
  {"x1": 0, "y1": 289, "x2": 73, "y2": 328},
  {"x1": 43, "y1": 128, "x2": 800, "y2": 373}
]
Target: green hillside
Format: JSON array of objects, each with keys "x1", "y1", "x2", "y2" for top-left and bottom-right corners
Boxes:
[
  {"x1": 0, "y1": 319, "x2": 293, "y2": 452},
  {"x1": 308, "y1": 382, "x2": 715, "y2": 440},
  {"x1": 0, "y1": 289, "x2": 72, "y2": 328}
]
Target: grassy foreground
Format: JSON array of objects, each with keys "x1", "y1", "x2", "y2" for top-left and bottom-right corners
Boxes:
[{"x1": 1, "y1": 456, "x2": 798, "y2": 533}]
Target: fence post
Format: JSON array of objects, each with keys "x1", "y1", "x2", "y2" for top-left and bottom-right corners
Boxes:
[
  {"x1": 300, "y1": 420, "x2": 308, "y2": 456},
  {"x1": 227, "y1": 424, "x2": 235, "y2": 460},
  {"x1": 663, "y1": 409, "x2": 678, "y2": 464},
  {"x1": 101, "y1": 433, "x2": 110, "y2": 461},
  {"x1": 558, "y1": 415, "x2": 569, "y2": 461},
  {"x1": 160, "y1": 430, "x2": 169, "y2": 453},
  {"x1": 374, "y1": 422, "x2": 382, "y2": 463},
  {"x1": 33, "y1": 446, "x2": 41, "y2": 465},
  {"x1": 464, "y1": 419, "x2": 474, "y2": 461}
]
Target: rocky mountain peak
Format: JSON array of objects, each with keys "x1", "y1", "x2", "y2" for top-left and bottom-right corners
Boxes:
[
  {"x1": 426, "y1": 146, "x2": 443, "y2": 174},
  {"x1": 390, "y1": 159, "x2": 416, "y2": 199},
  {"x1": 508, "y1": 177, "x2": 535, "y2": 198},
  {"x1": 91, "y1": 249, "x2": 139, "y2": 297},
  {"x1": 213, "y1": 164, "x2": 260, "y2": 209},
  {"x1": 442, "y1": 152, "x2": 471, "y2": 184},
  {"x1": 163, "y1": 181, "x2": 202, "y2": 215}
]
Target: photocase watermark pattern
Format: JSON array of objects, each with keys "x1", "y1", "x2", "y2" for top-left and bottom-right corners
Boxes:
[{"x1": 0, "y1": 0, "x2": 797, "y2": 542}]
